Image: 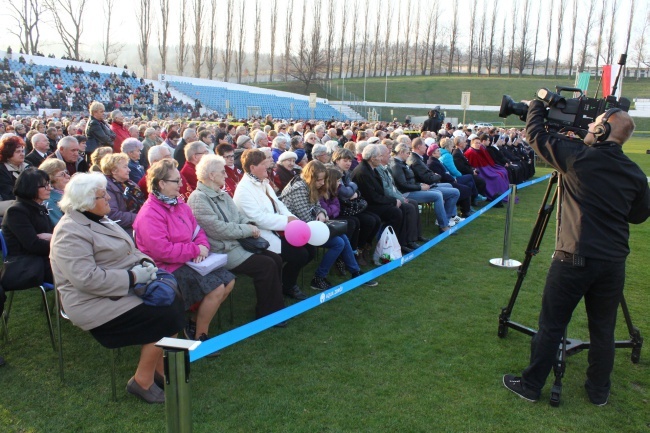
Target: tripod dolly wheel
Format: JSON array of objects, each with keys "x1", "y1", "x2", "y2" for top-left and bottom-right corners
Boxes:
[
  {"x1": 631, "y1": 346, "x2": 641, "y2": 364},
  {"x1": 498, "y1": 323, "x2": 508, "y2": 338}
]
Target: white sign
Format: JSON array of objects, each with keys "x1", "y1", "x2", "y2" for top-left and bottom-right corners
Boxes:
[
  {"x1": 153, "y1": 92, "x2": 159, "y2": 105},
  {"x1": 461, "y1": 92, "x2": 471, "y2": 109},
  {"x1": 309, "y1": 93, "x2": 317, "y2": 109},
  {"x1": 67, "y1": 96, "x2": 73, "y2": 107}
]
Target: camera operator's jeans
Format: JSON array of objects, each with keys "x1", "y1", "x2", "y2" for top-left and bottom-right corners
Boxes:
[
  {"x1": 404, "y1": 183, "x2": 460, "y2": 227},
  {"x1": 315, "y1": 234, "x2": 360, "y2": 278},
  {"x1": 521, "y1": 257, "x2": 625, "y2": 402}
]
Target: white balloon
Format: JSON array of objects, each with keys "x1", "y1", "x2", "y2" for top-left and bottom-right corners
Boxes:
[{"x1": 307, "y1": 220, "x2": 329, "y2": 246}]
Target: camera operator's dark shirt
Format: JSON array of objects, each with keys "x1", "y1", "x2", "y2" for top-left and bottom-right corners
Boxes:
[{"x1": 526, "y1": 100, "x2": 650, "y2": 261}]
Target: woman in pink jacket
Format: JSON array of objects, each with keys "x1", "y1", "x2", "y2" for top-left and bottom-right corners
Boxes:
[{"x1": 134, "y1": 159, "x2": 234, "y2": 351}]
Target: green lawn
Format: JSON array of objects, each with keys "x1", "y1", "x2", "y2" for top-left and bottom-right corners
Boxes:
[{"x1": 1, "y1": 141, "x2": 648, "y2": 432}]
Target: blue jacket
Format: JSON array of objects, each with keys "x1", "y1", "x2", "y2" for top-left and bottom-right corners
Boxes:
[{"x1": 439, "y1": 148, "x2": 463, "y2": 178}]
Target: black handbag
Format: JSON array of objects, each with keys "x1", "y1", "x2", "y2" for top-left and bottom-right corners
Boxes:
[
  {"x1": 340, "y1": 197, "x2": 368, "y2": 216},
  {"x1": 326, "y1": 220, "x2": 348, "y2": 239},
  {"x1": 0, "y1": 255, "x2": 45, "y2": 291},
  {"x1": 213, "y1": 198, "x2": 270, "y2": 254}
]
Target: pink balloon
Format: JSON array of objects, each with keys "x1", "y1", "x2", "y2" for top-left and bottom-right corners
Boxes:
[{"x1": 285, "y1": 220, "x2": 311, "y2": 247}]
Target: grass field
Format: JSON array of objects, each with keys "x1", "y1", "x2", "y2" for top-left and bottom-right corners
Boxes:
[
  {"x1": 1, "y1": 138, "x2": 648, "y2": 432},
  {"x1": 255, "y1": 76, "x2": 650, "y2": 131}
]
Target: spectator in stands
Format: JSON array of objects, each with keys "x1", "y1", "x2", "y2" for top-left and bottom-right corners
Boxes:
[
  {"x1": 436, "y1": 137, "x2": 485, "y2": 205},
  {"x1": 271, "y1": 136, "x2": 287, "y2": 162},
  {"x1": 110, "y1": 110, "x2": 130, "y2": 153},
  {"x1": 85, "y1": 101, "x2": 115, "y2": 156},
  {"x1": 464, "y1": 134, "x2": 510, "y2": 203},
  {"x1": 122, "y1": 138, "x2": 145, "y2": 184},
  {"x1": 0, "y1": 135, "x2": 29, "y2": 213},
  {"x1": 331, "y1": 148, "x2": 381, "y2": 264},
  {"x1": 274, "y1": 151, "x2": 300, "y2": 192},
  {"x1": 233, "y1": 149, "x2": 313, "y2": 300},
  {"x1": 161, "y1": 130, "x2": 180, "y2": 154},
  {"x1": 134, "y1": 159, "x2": 235, "y2": 349},
  {"x1": 312, "y1": 144, "x2": 331, "y2": 164},
  {"x1": 234, "y1": 134, "x2": 252, "y2": 170},
  {"x1": 180, "y1": 141, "x2": 210, "y2": 190},
  {"x1": 50, "y1": 172, "x2": 184, "y2": 404},
  {"x1": 45, "y1": 127, "x2": 58, "y2": 152},
  {"x1": 314, "y1": 125, "x2": 326, "y2": 145},
  {"x1": 25, "y1": 133, "x2": 50, "y2": 166},
  {"x1": 47, "y1": 136, "x2": 88, "y2": 176},
  {"x1": 31, "y1": 119, "x2": 46, "y2": 134},
  {"x1": 174, "y1": 128, "x2": 198, "y2": 170},
  {"x1": 253, "y1": 130, "x2": 268, "y2": 148},
  {"x1": 216, "y1": 144, "x2": 242, "y2": 197},
  {"x1": 39, "y1": 158, "x2": 69, "y2": 225},
  {"x1": 198, "y1": 129, "x2": 213, "y2": 152},
  {"x1": 452, "y1": 135, "x2": 489, "y2": 201},
  {"x1": 101, "y1": 153, "x2": 144, "y2": 235},
  {"x1": 128, "y1": 125, "x2": 139, "y2": 139},
  {"x1": 89, "y1": 146, "x2": 113, "y2": 172},
  {"x1": 187, "y1": 155, "x2": 286, "y2": 321},
  {"x1": 280, "y1": 161, "x2": 376, "y2": 290},
  {"x1": 140, "y1": 127, "x2": 158, "y2": 170}
]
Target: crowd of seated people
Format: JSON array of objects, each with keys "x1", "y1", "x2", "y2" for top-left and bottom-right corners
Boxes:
[{"x1": 0, "y1": 98, "x2": 538, "y2": 398}]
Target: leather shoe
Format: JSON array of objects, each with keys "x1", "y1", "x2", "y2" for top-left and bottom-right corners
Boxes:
[
  {"x1": 126, "y1": 377, "x2": 165, "y2": 404},
  {"x1": 417, "y1": 236, "x2": 429, "y2": 243},
  {"x1": 406, "y1": 242, "x2": 420, "y2": 250},
  {"x1": 283, "y1": 285, "x2": 307, "y2": 300}
]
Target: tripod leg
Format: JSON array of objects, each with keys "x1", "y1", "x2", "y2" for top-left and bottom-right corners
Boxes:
[
  {"x1": 550, "y1": 328, "x2": 567, "y2": 407},
  {"x1": 620, "y1": 296, "x2": 643, "y2": 363}
]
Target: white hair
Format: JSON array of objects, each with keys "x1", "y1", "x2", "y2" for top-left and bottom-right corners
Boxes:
[
  {"x1": 195, "y1": 154, "x2": 225, "y2": 183},
  {"x1": 182, "y1": 128, "x2": 196, "y2": 140},
  {"x1": 58, "y1": 135, "x2": 78, "y2": 149},
  {"x1": 185, "y1": 141, "x2": 209, "y2": 160},
  {"x1": 325, "y1": 140, "x2": 339, "y2": 154},
  {"x1": 148, "y1": 145, "x2": 171, "y2": 164},
  {"x1": 362, "y1": 143, "x2": 382, "y2": 161},
  {"x1": 271, "y1": 136, "x2": 287, "y2": 149},
  {"x1": 59, "y1": 172, "x2": 107, "y2": 213},
  {"x1": 355, "y1": 140, "x2": 369, "y2": 156},
  {"x1": 311, "y1": 144, "x2": 330, "y2": 157}
]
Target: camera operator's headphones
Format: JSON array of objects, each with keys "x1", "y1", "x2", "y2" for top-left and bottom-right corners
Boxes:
[{"x1": 592, "y1": 107, "x2": 622, "y2": 142}]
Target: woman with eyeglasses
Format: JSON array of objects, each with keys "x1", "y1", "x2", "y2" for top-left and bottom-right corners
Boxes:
[
  {"x1": 39, "y1": 158, "x2": 71, "y2": 226},
  {"x1": 0, "y1": 168, "x2": 54, "y2": 291},
  {"x1": 134, "y1": 160, "x2": 234, "y2": 351},
  {"x1": 0, "y1": 135, "x2": 30, "y2": 218}
]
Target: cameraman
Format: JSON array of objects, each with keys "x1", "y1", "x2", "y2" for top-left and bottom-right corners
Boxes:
[{"x1": 503, "y1": 99, "x2": 650, "y2": 405}]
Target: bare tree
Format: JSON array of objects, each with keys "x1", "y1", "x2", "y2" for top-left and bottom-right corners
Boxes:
[
  {"x1": 401, "y1": 0, "x2": 413, "y2": 75},
  {"x1": 507, "y1": 2, "x2": 519, "y2": 76},
  {"x1": 467, "y1": 0, "x2": 478, "y2": 74},
  {"x1": 411, "y1": 3, "x2": 421, "y2": 76},
  {"x1": 477, "y1": 0, "x2": 487, "y2": 75},
  {"x1": 544, "y1": 0, "x2": 555, "y2": 76},
  {"x1": 283, "y1": 0, "x2": 294, "y2": 80},
  {"x1": 371, "y1": 0, "x2": 383, "y2": 76},
  {"x1": 204, "y1": 0, "x2": 217, "y2": 79},
  {"x1": 421, "y1": 1, "x2": 435, "y2": 75},
  {"x1": 392, "y1": 0, "x2": 401, "y2": 76},
  {"x1": 191, "y1": 0, "x2": 204, "y2": 78},
  {"x1": 623, "y1": 0, "x2": 636, "y2": 54},
  {"x1": 530, "y1": 3, "x2": 541, "y2": 75},
  {"x1": 337, "y1": 2, "x2": 348, "y2": 78},
  {"x1": 447, "y1": 2, "x2": 459, "y2": 74},
  {"x1": 487, "y1": 0, "x2": 499, "y2": 75},
  {"x1": 347, "y1": 1, "x2": 359, "y2": 78},
  {"x1": 594, "y1": 0, "x2": 607, "y2": 73},
  {"x1": 298, "y1": 0, "x2": 307, "y2": 71},
  {"x1": 383, "y1": 1, "x2": 393, "y2": 76},
  {"x1": 605, "y1": 1, "x2": 618, "y2": 64},
  {"x1": 325, "y1": 0, "x2": 337, "y2": 79},
  {"x1": 497, "y1": 14, "x2": 507, "y2": 74},
  {"x1": 269, "y1": 0, "x2": 278, "y2": 82},
  {"x1": 222, "y1": 0, "x2": 235, "y2": 82},
  {"x1": 136, "y1": 0, "x2": 153, "y2": 78},
  {"x1": 632, "y1": 6, "x2": 650, "y2": 79},
  {"x1": 577, "y1": 0, "x2": 596, "y2": 72},
  {"x1": 567, "y1": 0, "x2": 578, "y2": 76},
  {"x1": 176, "y1": 0, "x2": 190, "y2": 75},
  {"x1": 101, "y1": 0, "x2": 123, "y2": 65},
  {"x1": 8, "y1": 0, "x2": 45, "y2": 55},
  {"x1": 516, "y1": 0, "x2": 531, "y2": 76},
  {"x1": 289, "y1": 0, "x2": 324, "y2": 92},
  {"x1": 44, "y1": 0, "x2": 87, "y2": 60},
  {"x1": 554, "y1": 0, "x2": 566, "y2": 77},
  {"x1": 157, "y1": 0, "x2": 170, "y2": 74},
  {"x1": 235, "y1": 0, "x2": 246, "y2": 83},
  {"x1": 253, "y1": 0, "x2": 261, "y2": 82},
  {"x1": 358, "y1": 0, "x2": 370, "y2": 77}
]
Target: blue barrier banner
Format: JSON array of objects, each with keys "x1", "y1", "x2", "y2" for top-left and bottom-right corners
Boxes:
[{"x1": 190, "y1": 173, "x2": 553, "y2": 361}]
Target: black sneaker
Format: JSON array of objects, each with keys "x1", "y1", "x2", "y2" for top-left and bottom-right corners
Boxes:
[
  {"x1": 197, "y1": 333, "x2": 221, "y2": 358},
  {"x1": 334, "y1": 257, "x2": 346, "y2": 276},
  {"x1": 351, "y1": 270, "x2": 378, "y2": 287},
  {"x1": 183, "y1": 319, "x2": 196, "y2": 340},
  {"x1": 283, "y1": 285, "x2": 307, "y2": 300},
  {"x1": 585, "y1": 384, "x2": 609, "y2": 406},
  {"x1": 503, "y1": 374, "x2": 539, "y2": 402},
  {"x1": 310, "y1": 276, "x2": 333, "y2": 291}
]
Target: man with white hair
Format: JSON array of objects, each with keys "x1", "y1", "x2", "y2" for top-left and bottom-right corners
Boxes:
[
  {"x1": 292, "y1": 122, "x2": 304, "y2": 138},
  {"x1": 338, "y1": 129, "x2": 353, "y2": 147},
  {"x1": 140, "y1": 127, "x2": 158, "y2": 170},
  {"x1": 174, "y1": 128, "x2": 198, "y2": 170},
  {"x1": 180, "y1": 141, "x2": 210, "y2": 190},
  {"x1": 25, "y1": 132, "x2": 51, "y2": 166},
  {"x1": 253, "y1": 130, "x2": 268, "y2": 148},
  {"x1": 46, "y1": 135, "x2": 88, "y2": 175},
  {"x1": 313, "y1": 125, "x2": 326, "y2": 145}
]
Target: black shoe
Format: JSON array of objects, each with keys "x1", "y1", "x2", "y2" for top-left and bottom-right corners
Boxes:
[
  {"x1": 585, "y1": 384, "x2": 609, "y2": 406},
  {"x1": 334, "y1": 257, "x2": 346, "y2": 276},
  {"x1": 283, "y1": 285, "x2": 307, "y2": 300},
  {"x1": 417, "y1": 236, "x2": 429, "y2": 243},
  {"x1": 183, "y1": 319, "x2": 196, "y2": 340},
  {"x1": 198, "y1": 333, "x2": 221, "y2": 358},
  {"x1": 351, "y1": 270, "x2": 378, "y2": 287},
  {"x1": 310, "y1": 276, "x2": 333, "y2": 291},
  {"x1": 401, "y1": 246, "x2": 414, "y2": 254},
  {"x1": 406, "y1": 242, "x2": 420, "y2": 250},
  {"x1": 502, "y1": 374, "x2": 539, "y2": 402},
  {"x1": 494, "y1": 202, "x2": 505, "y2": 208}
]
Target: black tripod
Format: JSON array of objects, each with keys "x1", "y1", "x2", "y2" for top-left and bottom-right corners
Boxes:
[{"x1": 497, "y1": 171, "x2": 643, "y2": 406}]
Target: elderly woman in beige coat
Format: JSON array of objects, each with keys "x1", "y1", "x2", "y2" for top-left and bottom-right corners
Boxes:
[
  {"x1": 50, "y1": 172, "x2": 185, "y2": 404},
  {"x1": 187, "y1": 155, "x2": 285, "y2": 321}
]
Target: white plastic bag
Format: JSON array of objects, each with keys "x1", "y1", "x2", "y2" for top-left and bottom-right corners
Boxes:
[{"x1": 373, "y1": 225, "x2": 402, "y2": 265}]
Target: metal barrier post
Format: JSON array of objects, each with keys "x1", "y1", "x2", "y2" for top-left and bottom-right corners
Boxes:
[
  {"x1": 156, "y1": 338, "x2": 199, "y2": 433},
  {"x1": 489, "y1": 184, "x2": 522, "y2": 269}
]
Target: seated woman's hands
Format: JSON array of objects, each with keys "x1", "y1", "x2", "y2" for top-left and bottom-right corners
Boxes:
[
  {"x1": 248, "y1": 224, "x2": 261, "y2": 238},
  {"x1": 130, "y1": 262, "x2": 157, "y2": 285},
  {"x1": 194, "y1": 244, "x2": 209, "y2": 263},
  {"x1": 37, "y1": 233, "x2": 53, "y2": 241},
  {"x1": 316, "y1": 212, "x2": 328, "y2": 222}
]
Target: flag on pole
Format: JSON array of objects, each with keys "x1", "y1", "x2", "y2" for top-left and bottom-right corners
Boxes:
[{"x1": 601, "y1": 65, "x2": 623, "y2": 99}]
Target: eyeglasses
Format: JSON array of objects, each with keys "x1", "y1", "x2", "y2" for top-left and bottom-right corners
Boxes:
[
  {"x1": 54, "y1": 170, "x2": 70, "y2": 178},
  {"x1": 223, "y1": 154, "x2": 235, "y2": 159},
  {"x1": 38, "y1": 182, "x2": 52, "y2": 190},
  {"x1": 163, "y1": 178, "x2": 182, "y2": 184}
]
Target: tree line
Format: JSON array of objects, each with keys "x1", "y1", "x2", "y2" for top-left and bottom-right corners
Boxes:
[{"x1": 7, "y1": 0, "x2": 650, "y2": 90}]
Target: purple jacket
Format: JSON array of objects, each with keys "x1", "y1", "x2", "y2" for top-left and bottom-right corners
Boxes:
[
  {"x1": 319, "y1": 196, "x2": 341, "y2": 219},
  {"x1": 133, "y1": 195, "x2": 209, "y2": 273}
]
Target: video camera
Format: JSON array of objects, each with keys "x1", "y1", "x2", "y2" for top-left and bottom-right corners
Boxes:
[{"x1": 499, "y1": 87, "x2": 630, "y2": 134}]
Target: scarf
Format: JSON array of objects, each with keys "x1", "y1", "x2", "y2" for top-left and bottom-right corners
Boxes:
[{"x1": 152, "y1": 189, "x2": 178, "y2": 206}]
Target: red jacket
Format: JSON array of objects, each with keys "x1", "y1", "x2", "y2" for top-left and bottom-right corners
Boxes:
[
  {"x1": 224, "y1": 164, "x2": 243, "y2": 197},
  {"x1": 111, "y1": 121, "x2": 130, "y2": 153},
  {"x1": 180, "y1": 161, "x2": 198, "y2": 191}
]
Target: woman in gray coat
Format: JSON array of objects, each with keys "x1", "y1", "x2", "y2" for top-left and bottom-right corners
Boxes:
[
  {"x1": 50, "y1": 172, "x2": 185, "y2": 404},
  {"x1": 187, "y1": 155, "x2": 285, "y2": 320}
]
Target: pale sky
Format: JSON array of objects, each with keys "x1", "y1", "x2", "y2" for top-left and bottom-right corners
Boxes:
[{"x1": 0, "y1": 0, "x2": 644, "y2": 72}]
